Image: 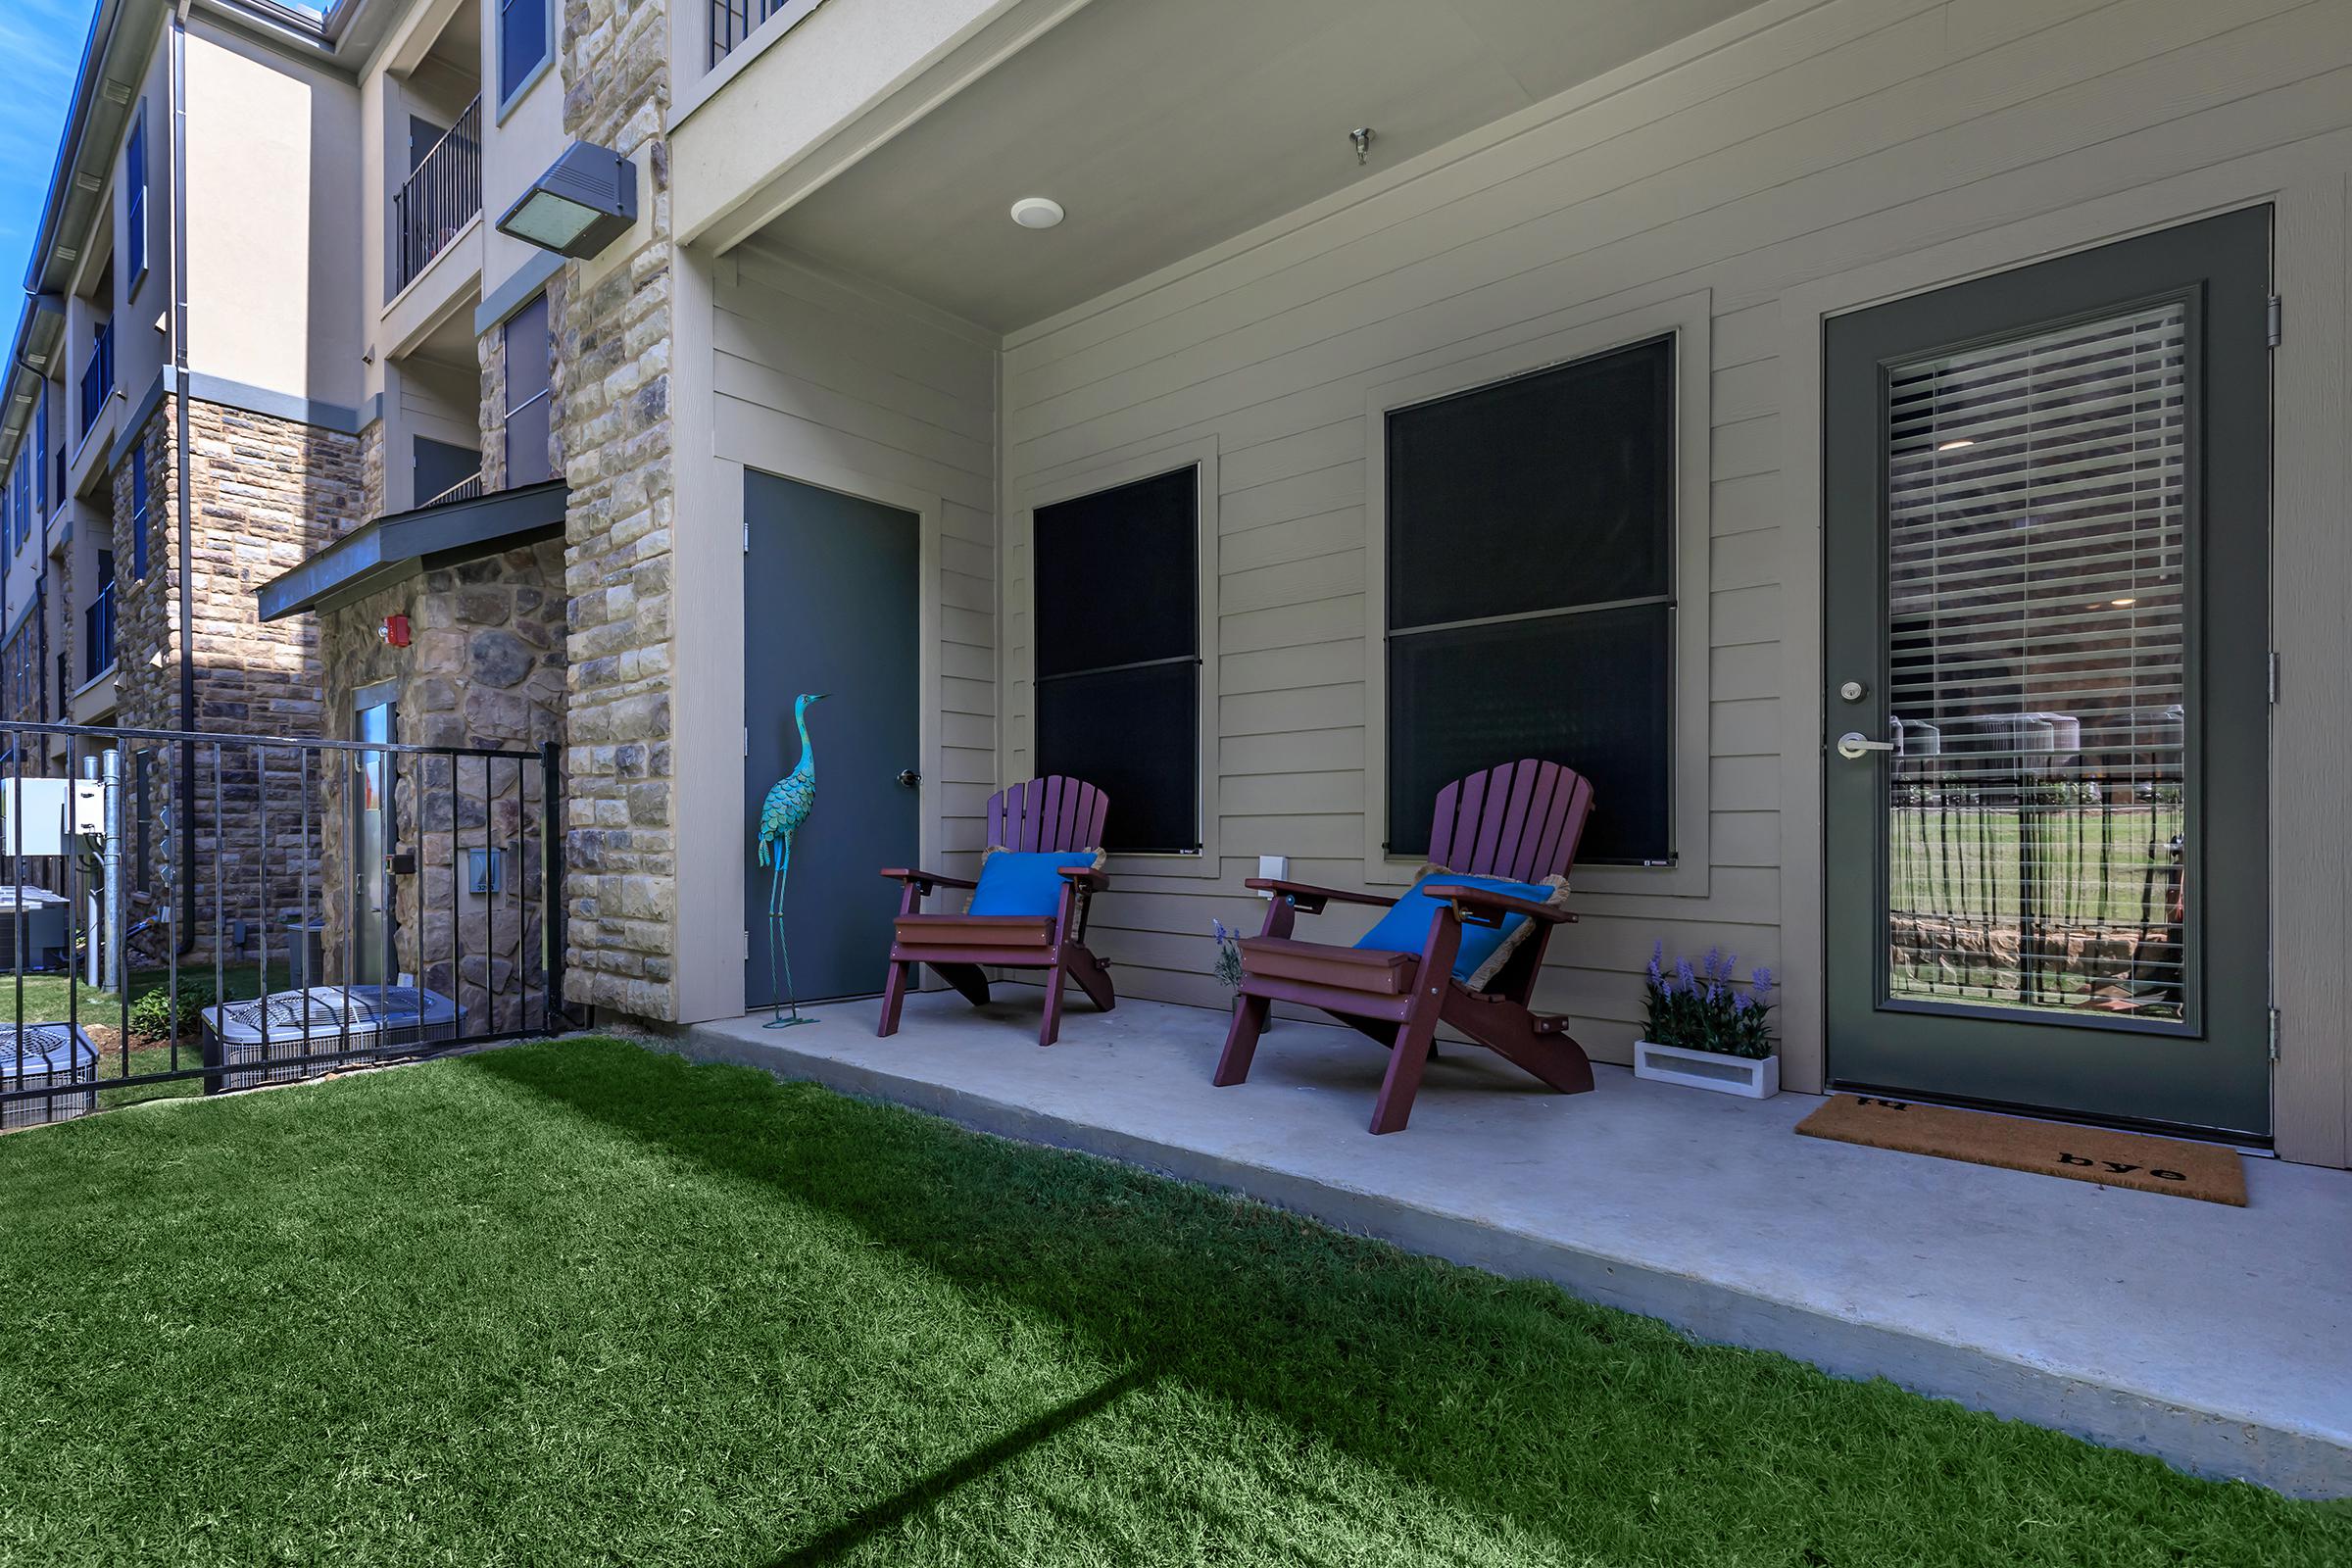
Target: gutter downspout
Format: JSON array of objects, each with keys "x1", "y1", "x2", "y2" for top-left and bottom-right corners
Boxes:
[{"x1": 172, "y1": 1, "x2": 197, "y2": 955}]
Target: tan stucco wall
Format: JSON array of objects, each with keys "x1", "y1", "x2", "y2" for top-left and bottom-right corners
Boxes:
[{"x1": 184, "y1": 21, "x2": 366, "y2": 414}]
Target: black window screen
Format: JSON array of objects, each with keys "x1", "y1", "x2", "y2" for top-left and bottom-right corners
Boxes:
[
  {"x1": 1033, "y1": 466, "x2": 1200, "y2": 854},
  {"x1": 1385, "y1": 335, "x2": 1676, "y2": 864}
]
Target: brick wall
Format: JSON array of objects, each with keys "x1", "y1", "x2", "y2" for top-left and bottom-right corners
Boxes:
[{"x1": 114, "y1": 396, "x2": 363, "y2": 965}]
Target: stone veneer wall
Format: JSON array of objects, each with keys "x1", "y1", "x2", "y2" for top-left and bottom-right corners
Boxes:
[
  {"x1": 318, "y1": 540, "x2": 566, "y2": 1031},
  {"x1": 358, "y1": 420, "x2": 386, "y2": 533},
  {"x1": 113, "y1": 396, "x2": 364, "y2": 965},
  {"x1": 477, "y1": 331, "x2": 510, "y2": 496},
  {"x1": 556, "y1": 0, "x2": 678, "y2": 1020}
]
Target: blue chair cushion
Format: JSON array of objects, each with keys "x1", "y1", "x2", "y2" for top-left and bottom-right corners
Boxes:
[
  {"x1": 1353, "y1": 873, "x2": 1556, "y2": 982},
  {"x1": 966, "y1": 851, "x2": 1100, "y2": 917}
]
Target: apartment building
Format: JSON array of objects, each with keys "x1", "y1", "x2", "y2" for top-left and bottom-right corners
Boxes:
[{"x1": 2, "y1": 0, "x2": 2348, "y2": 1170}]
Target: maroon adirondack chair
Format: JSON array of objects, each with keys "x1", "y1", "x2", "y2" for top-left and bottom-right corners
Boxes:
[
  {"x1": 877, "y1": 776, "x2": 1115, "y2": 1047},
  {"x1": 1214, "y1": 760, "x2": 1596, "y2": 1134}
]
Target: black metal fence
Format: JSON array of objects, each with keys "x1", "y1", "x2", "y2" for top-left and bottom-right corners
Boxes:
[
  {"x1": 393, "y1": 98, "x2": 482, "y2": 296},
  {"x1": 0, "y1": 721, "x2": 567, "y2": 1131}
]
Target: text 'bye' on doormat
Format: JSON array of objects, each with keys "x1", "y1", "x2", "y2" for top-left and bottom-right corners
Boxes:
[{"x1": 1794, "y1": 1094, "x2": 2246, "y2": 1205}]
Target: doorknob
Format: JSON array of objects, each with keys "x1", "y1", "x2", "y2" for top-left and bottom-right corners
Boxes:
[
  {"x1": 1836, "y1": 732, "x2": 1895, "y2": 760},
  {"x1": 896, "y1": 769, "x2": 921, "y2": 788}
]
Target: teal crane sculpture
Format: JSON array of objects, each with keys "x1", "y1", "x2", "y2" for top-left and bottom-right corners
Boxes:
[{"x1": 757, "y1": 692, "x2": 827, "y2": 1027}]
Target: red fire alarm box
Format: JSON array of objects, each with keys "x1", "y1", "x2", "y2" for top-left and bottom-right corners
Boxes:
[{"x1": 381, "y1": 613, "x2": 411, "y2": 648}]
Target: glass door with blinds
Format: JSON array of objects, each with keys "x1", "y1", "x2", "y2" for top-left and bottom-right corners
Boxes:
[{"x1": 1823, "y1": 209, "x2": 2272, "y2": 1140}]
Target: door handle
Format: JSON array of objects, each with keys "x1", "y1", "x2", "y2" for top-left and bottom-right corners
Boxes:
[
  {"x1": 895, "y1": 769, "x2": 921, "y2": 788},
  {"x1": 1836, "y1": 732, "x2": 1895, "y2": 760}
]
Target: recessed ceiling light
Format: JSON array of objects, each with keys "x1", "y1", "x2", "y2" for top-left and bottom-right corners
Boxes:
[
  {"x1": 2111, "y1": 597, "x2": 2137, "y2": 607},
  {"x1": 1009, "y1": 196, "x2": 1065, "y2": 229},
  {"x1": 1936, "y1": 438, "x2": 1975, "y2": 452}
]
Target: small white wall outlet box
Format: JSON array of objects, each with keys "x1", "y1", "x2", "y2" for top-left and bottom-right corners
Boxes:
[
  {"x1": 1633, "y1": 1039, "x2": 1780, "y2": 1099},
  {"x1": 1256, "y1": 855, "x2": 1289, "y2": 895}
]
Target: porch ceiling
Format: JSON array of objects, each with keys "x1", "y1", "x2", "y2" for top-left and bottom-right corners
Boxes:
[{"x1": 754, "y1": 0, "x2": 1758, "y2": 332}]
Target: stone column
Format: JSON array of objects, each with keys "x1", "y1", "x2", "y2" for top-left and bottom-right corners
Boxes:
[{"x1": 556, "y1": 0, "x2": 678, "y2": 1021}]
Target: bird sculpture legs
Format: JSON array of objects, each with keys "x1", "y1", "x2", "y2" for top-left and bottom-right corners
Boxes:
[{"x1": 763, "y1": 832, "x2": 814, "y2": 1029}]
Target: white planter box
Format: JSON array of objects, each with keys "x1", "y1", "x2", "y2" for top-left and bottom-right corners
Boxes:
[{"x1": 1633, "y1": 1038, "x2": 1780, "y2": 1099}]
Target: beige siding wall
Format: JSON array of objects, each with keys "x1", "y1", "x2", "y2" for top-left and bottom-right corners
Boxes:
[
  {"x1": 989, "y1": 0, "x2": 2352, "y2": 1122},
  {"x1": 699, "y1": 242, "x2": 1000, "y2": 939}
]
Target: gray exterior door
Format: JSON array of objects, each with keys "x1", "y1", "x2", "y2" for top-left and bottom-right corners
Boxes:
[
  {"x1": 743, "y1": 472, "x2": 921, "y2": 1008},
  {"x1": 1823, "y1": 208, "x2": 2272, "y2": 1141}
]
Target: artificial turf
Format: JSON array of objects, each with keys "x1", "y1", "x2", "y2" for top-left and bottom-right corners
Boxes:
[{"x1": 0, "y1": 1037, "x2": 2342, "y2": 1567}]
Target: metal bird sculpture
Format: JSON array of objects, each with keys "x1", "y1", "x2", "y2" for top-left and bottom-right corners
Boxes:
[{"x1": 757, "y1": 692, "x2": 827, "y2": 1027}]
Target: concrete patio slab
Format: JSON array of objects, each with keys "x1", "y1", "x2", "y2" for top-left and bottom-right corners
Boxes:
[{"x1": 681, "y1": 991, "x2": 2352, "y2": 1497}]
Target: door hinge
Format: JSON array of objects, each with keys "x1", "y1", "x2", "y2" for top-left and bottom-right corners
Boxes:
[
  {"x1": 742, "y1": 725, "x2": 750, "y2": 756},
  {"x1": 2266, "y1": 294, "x2": 2282, "y2": 347},
  {"x1": 743, "y1": 520, "x2": 751, "y2": 552},
  {"x1": 2268, "y1": 651, "x2": 2279, "y2": 705},
  {"x1": 2268, "y1": 1006, "x2": 2280, "y2": 1063}
]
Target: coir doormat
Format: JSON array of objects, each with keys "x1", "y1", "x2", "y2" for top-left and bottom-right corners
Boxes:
[{"x1": 1794, "y1": 1094, "x2": 2246, "y2": 1205}]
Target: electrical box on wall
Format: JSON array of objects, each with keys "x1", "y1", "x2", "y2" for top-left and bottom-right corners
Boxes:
[
  {"x1": 0, "y1": 778, "x2": 106, "y2": 857},
  {"x1": 380, "y1": 614, "x2": 411, "y2": 647}
]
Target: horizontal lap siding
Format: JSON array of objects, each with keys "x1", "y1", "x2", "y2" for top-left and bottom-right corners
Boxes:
[
  {"x1": 715, "y1": 247, "x2": 999, "y2": 879},
  {"x1": 994, "y1": 0, "x2": 2352, "y2": 1062}
]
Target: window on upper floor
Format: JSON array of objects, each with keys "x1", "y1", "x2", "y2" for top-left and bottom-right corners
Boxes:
[
  {"x1": 1382, "y1": 334, "x2": 1677, "y2": 867},
  {"x1": 1031, "y1": 466, "x2": 1202, "y2": 856},
  {"x1": 124, "y1": 105, "x2": 148, "y2": 290},
  {"x1": 498, "y1": 0, "x2": 550, "y2": 109},
  {"x1": 33, "y1": 387, "x2": 48, "y2": 522},
  {"x1": 130, "y1": 443, "x2": 149, "y2": 578},
  {"x1": 503, "y1": 293, "x2": 554, "y2": 488}
]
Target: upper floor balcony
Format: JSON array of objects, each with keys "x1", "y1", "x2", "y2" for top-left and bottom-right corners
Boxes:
[
  {"x1": 709, "y1": 0, "x2": 808, "y2": 70},
  {"x1": 393, "y1": 98, "x2": 482, "y2": 298},
  {"x1": 77, "y1": 320, "x2": 114, "y2": 444},
  {"x1": 83, "y1": 577, "x2": 117, "y2": 684}
]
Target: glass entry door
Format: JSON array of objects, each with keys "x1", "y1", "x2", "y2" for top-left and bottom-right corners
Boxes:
[
  {"x1": 353, "y1": 700, "x2": 397, "y2": 986},
  {"x1": 1823, "y1": 208, "x2": 2272, "y2": 1140}
]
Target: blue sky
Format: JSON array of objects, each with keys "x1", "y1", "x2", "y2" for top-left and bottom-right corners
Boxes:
[{"x1": 0, "y1": 1, "x2": 96, "y2": 353}]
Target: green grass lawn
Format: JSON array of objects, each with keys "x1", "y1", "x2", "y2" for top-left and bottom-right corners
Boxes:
[{"x1": 1, "y1": 1039, "x2": 2342, "y2": 1567}]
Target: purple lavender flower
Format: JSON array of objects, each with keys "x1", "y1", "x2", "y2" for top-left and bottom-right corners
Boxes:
[
  {"x1": 1647, "y1": 941, "x2": 1664, "y2": 989},
  {"x1": 1212, "y1": 918, "x2": 1229, "y2": 943},
  {"x1": 1703, "y1": 947, "x2": 1723, "y2": 981},
  {"x1": 1750, "y1": 965, "x2": 1774, "y2": 1002},
  {"x1": 1675, "y1": 957, "x2": 1697, "y2": 994}
]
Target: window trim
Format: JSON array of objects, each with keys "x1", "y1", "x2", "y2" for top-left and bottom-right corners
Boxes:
[
  {"x1": 494, "y1": 0, "x2": 555, "y2": 121},
  {"x1": 1013, "y1": 434, "x2": 1220, "y2": 878},
  {"x1": 1362, "y1": 291, "x2": 1713, "y2": 896}
]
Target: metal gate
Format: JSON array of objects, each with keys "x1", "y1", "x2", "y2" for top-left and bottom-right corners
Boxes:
[{"x1": 0, "y1": 720, "x2": 568, "y2": 1129}]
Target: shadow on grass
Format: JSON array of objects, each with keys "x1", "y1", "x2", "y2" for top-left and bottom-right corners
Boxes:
[
  {"x1": 767, "y1": 1364, "x2": 1158, "y2": 1567},
  {"x1": 463, "y1": 1040, "x2": 2338, "y2": 1565}
]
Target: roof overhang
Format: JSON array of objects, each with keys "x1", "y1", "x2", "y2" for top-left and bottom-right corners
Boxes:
[{"x1": 257, "y1": 479, "x2": 567, "y2": 621}]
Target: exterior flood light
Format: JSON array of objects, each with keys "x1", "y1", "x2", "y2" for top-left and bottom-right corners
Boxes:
[{"x1": 497, "y1": 142, "x2": 639, "y2": 258}]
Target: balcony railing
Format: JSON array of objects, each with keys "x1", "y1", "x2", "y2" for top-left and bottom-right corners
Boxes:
[
  {"x1": 79, "y1": 321, "x2": 114, "y2": 441},
  {"x1": 422, "y1": 471, "x2": 484, "y2": 509},
  {"x1": 83, "y1": 581, "x2": 117, "y2": 683},
  {"x1": 392, "y1": 98, "x2": 481, "y2": 297},
  {"x1": 710, "y1": 0, "x2": 800, "y2": 68}
]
